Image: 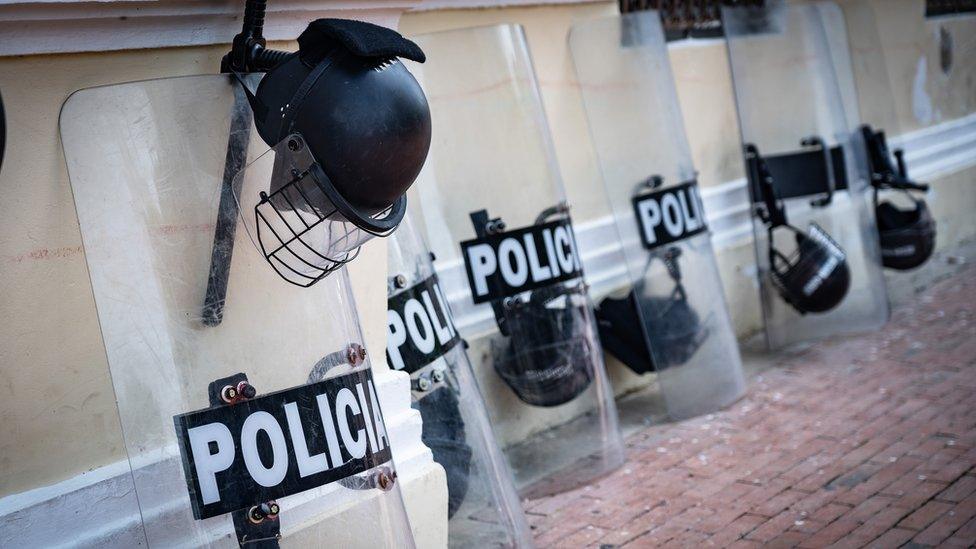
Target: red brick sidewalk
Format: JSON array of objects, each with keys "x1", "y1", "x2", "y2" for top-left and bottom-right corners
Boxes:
[{"x1": 526, "y1": 265, "x2": 976, "y2": 548}]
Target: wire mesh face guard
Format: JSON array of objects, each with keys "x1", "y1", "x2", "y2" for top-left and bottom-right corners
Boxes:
[
  {"x1": 491, "y1": 283, "x2": 595, "y2": 407},
  {"x1": 237, "y1": 133, "x2": 405, "y2": 287}
]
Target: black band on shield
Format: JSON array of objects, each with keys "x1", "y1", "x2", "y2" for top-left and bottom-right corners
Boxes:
[
  {"x1": 631, "y1": 178, "x2": 709, "y2": 250},
  {"x1": 387, "y1": 273, "x2": 461, "y2": 374},
  {"x1": 460, "y1": 217, "x2": 583, "y2": 305},
  {"x1": 174, "y1": 368, "x2": 392, "y2": 520},
  {"x1": 746, "y1": 141, "x2": 849, "y2": 204}
]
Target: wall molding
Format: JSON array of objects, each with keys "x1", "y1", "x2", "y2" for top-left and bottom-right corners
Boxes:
[
  {"x1": 412, "y1": 0, "x2": 594, "y2": 11},
  {"x1": 0, "y1": 0, "x2": 420, "y2": 57},
  {"x1": 440, "y1": 113, "x2": 976, "y2": 337},
  {"x1": 0, "y1": 0, "x2": 593, "y2": 57}
]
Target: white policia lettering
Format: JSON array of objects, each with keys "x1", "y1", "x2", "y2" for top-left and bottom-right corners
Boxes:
[
  {"x1": 387, "y1": 281, "x2": 457, "y2": 371},
  {"x1": 466, "y1": 225, "x2": 581, "y2": 298},
  {"x1": 802, "y1": 256, "x2": 840, "y2": 296},
  {"x1": 636, "y1": 184, "x2": 706, "y2": 246},
  {"x1": 185, "y1": 381, "x2": 388, "y2": 505}
]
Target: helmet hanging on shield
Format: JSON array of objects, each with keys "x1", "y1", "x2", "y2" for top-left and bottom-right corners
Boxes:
[
  {"x1": 861, "y1": 125, "x2": 936, "y2": 271},
  {"x1": 478, "y1": 206, "x2": 595, "y2": 408},
  {"x1": 596, "y1": 247, "x2": 708, "y2": 375},
  {"x1": 231, "y1": 19, "x2": 431, "y2": 288},
  {"x1": 744, "y1": 143, "x2": 851, "y2": 315}
]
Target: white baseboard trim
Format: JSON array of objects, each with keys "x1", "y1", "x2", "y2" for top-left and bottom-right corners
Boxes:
[{"x1": 0, "y1": 1, "x2": 420, "y2": 57}]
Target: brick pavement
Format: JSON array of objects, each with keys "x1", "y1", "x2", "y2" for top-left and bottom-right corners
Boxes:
[{"x1": 526, "y1": 264, "x2": 976, "y2": 548}]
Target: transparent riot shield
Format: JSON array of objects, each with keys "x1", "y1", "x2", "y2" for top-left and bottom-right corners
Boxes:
[
  {"x1": 407, "y1": 24, "x2": 625, "y2": 498},
  {"x1": 838, "y1": 3, "x2": 937, "y2": 272},
  {"x1": 387, "y1": 212, "x2": 533, "y2": 547},
  {"x1": 569, "y1": 11, "x2": 746, "y2": 420},
  {"x1": 60, "y1": 74, "x2": 415, "y2": 548},
  {"x1": 723, "y1": 1, "x2": 890, "y2": 349}
]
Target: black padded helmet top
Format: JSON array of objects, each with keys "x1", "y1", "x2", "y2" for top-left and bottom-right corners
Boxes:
[
  {"x1": 253, "y1": 19, "x2": 432, "y2": 211},
  {"x1": 771, "y1": 225, "x2": 851, "y2": 314}
]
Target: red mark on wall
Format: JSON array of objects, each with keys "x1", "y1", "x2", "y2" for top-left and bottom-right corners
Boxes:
[
  {"x1": 7, "y1": 224, "x2": 217, "y2": 263},
  {"x1": 7, "y1": 246, "x2": 84, "y2": 263},
  {"x1": 155, "y1": 223, "x2": 216, "y2": 235}
]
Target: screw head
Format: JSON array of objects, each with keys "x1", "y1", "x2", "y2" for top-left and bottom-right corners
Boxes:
[
  {"x1": 394, "y1": 274, "x2": 407, "y2": 289},
  {"x1": 417, "y1": 376, "x2": 431, "y2": 392},
  {"x1": 431, "y1": 369, "x2": 445, "y2": 384},
  {"x1": 375, "y1": 470, "x2": 395, "y2": 491},
  {"x1": 248, "y1": 505, "x2": 266, "y2": 524},
  {"x1": 220, "y1": 385, "x2": 238, "y2": 403},
  {"x1": 347, "y1": 343, "x2": 366, "y2": 365}
]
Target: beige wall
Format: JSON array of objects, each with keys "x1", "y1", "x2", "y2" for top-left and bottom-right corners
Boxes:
[
  {"x1": 842, "y1": 0, "x2": 976, "y2": 132},
  {"x1": 0, "y1": 47, "x2": 216, "y2": 496}
]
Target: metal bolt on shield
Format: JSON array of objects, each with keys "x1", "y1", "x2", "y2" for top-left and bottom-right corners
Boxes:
[{"x1": 347, "y1": 343, "x2": 366, "y2": 365}]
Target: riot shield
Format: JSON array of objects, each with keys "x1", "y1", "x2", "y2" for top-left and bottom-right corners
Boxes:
[
  {"x1": 407, "y1": 24, "x2": 625, "y2": 497},
  {"x1": 569, "y1": 11, "x2": 746, "y2": 420},
  {"x1": 723, "y1": 1, "x2": 890, "y2": 349},
  {"x1": 60, "y1": 74, "x2": 415, "y2": 547},
  {"x1": 838, "y1": 3, "x2": 937, "y2": 272},
  {"x1": 387, "y1": 212, "x2": 533, "y2": 547}
]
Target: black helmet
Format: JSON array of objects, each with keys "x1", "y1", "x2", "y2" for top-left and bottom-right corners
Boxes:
[
  {"x1": 596, "y1": 247, "x2": 707, "y2": 374},
  {"x1": 876, "y1": 200, "x2": 935, "y2": 270},
  {"x1": 861, "y1": 125, "x2": 936, "y2": 271},
  {"x1": 493, "y1": 283, "x2": 594, "y2": 407},
  {"x1": 235, "y1": 19, "x2": 432, "y2": 287},
  {"x1": 768, "y1": 223, "x2": 850, "y2": 314},
  {"x1": 252, "y1": 20, "x2": 431, "y2": 213},
  {"x1": 745, "y1": 144, "x2": 851, "y2": 314}
]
